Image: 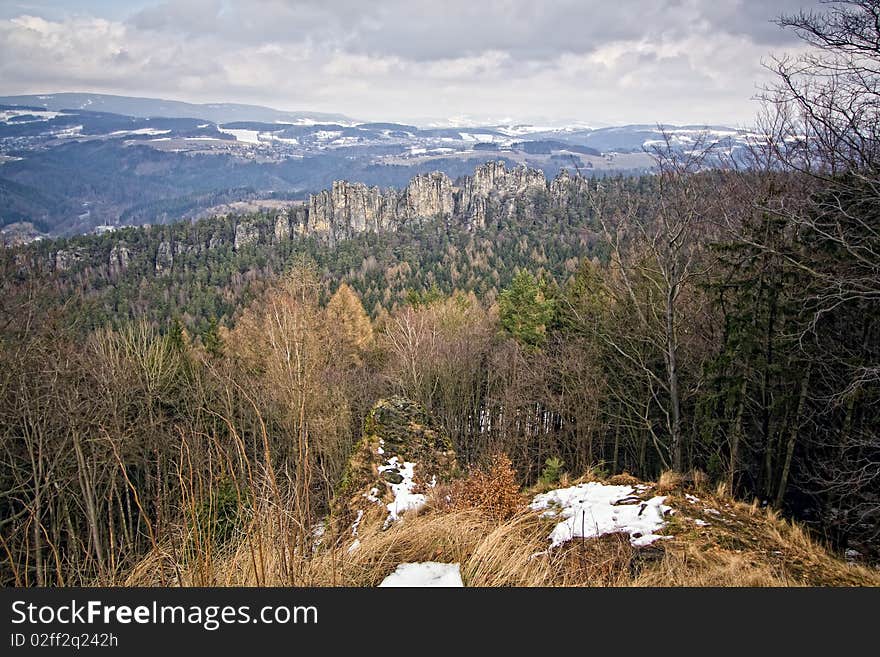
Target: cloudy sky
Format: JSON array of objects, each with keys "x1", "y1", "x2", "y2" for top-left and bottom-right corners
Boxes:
[{"x1": 0, "y1": 0, "x2": 821, "y2": 126}]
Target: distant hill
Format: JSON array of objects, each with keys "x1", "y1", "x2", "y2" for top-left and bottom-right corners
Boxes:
[
  {"x1": 0, "y1": 93, "x2": 352, "y2": 125},
  {"x1": 0, "y1": 94, "x2": 753, "y2": 237}
]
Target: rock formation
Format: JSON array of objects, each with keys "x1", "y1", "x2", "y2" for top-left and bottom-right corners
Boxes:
[
  {"x1": 332, "y1": 396, "x2": 458, "y2": 537},
  {"x1": 303, "y1": 161, "x2": 567, "y2": 238},
  {"x1": 274, "y1": 212, "x2": 291, "y2": 242},
  {"x1": 54, "y1": 248, "x2": 83, "y2": 272},
  {"x1": 108, "y1": 243, "x2": 130, "y2": 277},
  {"x1": 48, "y1": 161, "x2": 590, "y2": 273},
  {"x1": 233, "y1": 220, "x2": 260, "y2": 250},
  {"x1": 155, "y1": 240, "x2": 173, "y2": 273}
]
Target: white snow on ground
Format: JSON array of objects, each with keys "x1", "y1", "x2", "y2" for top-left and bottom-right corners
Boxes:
[
  {"x1": 53, "y1": 125, "x2": 83, "y2": 137},
  {"x1": 217, "y1": 127, "x2": 261, "y2": 144},
  {"x1": 379, "y1": 562, "x2": 463, "y2": 587},
  {"x1": 109, "y1": 128, "x2": 170, "y2": 136},
  {"x1": 377, "y1": 456, "x2": 426, "y2": 527},
  {"x1": 313, "y1": 130, "x2": 342, "y2": 141},
  {"x1": 530, "y1": 482, "x2": 672, "y2": 548},
  {"x1": 0, "y1": 109, "x2": 62, "y2": 122},
  {"x1": 266, "y1": 135, "x2": 300, "y2": 145},
  {"x1": 351, "y1": 509, "x2": 364, "y2": 536},
  {"x1": 703, "y1": 507, "x2": 721, "y2": 515}
]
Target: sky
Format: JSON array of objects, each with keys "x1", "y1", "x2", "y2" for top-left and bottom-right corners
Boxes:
[{"x1": 0, "y1": 0, "x2": 823, "y2": 127}]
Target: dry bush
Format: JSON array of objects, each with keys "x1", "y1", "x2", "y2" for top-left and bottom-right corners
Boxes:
[
  {"x1": 447, "y1": 453, "x2": 525, "y2": 520},
  {"x1": 608, "y1": 472, "x2": 641, "y2": 486},
  {"x1": 689, "y1": 469, "x2": 709, "y2": 492},
  {"x1": 657, "y1": 470, "x2": 683, "y2": 493}
]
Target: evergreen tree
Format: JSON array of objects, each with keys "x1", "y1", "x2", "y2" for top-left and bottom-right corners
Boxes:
[{"x1": 498, "y1": 269, "x2": 556, "y2": 348}]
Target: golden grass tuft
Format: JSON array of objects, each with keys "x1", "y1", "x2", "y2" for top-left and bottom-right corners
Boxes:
[
  {"x1": 608, "y1": 472, "x2": 641, "y2": 486},
  {"x1": 656, "y1": 470, "x2": 683, "y2": 494},
  {"x1": 689, "y1": 469, "x2": 710, "y2": 492}
]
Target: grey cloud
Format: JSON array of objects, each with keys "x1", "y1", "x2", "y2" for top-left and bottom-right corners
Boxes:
[
  {"x1": 0, "y1": 0, "x2": 829, "y2": 126},
  {"x1": 128, "y1": 0, "x2": 821, "y2": 60}
]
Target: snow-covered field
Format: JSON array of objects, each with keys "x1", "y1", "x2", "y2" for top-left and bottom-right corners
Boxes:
[
  {"x1": 109, "y1": 128, "x2": 171, "y2": 136},
  {"x1": 0, "y1": 109, "x2": 62, "y2": 123},
  {"x1": 217, "y1": 127, "x2": 262, "y2": 144}
]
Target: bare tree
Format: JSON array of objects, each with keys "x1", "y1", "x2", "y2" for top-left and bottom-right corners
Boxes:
[{"x1": 586, "y1": 133, "x2": 718, "y2": 472}]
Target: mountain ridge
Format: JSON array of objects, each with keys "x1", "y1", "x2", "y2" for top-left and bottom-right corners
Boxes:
[{"x1": 0, "y1": 92, "x2": 353, "y2": 125}]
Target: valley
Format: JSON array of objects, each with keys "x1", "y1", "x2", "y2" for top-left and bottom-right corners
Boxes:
[{"x1": 0, "y1": 93, "x2": 751, "y2": 239}]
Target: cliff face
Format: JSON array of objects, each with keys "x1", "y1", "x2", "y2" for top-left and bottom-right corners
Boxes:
[
  {"x1": 41, "y1": 161, "x2": 587, "y2": 274},
  {"x1": 303, "y1": 160, "x2": 568, "y2": 240}
]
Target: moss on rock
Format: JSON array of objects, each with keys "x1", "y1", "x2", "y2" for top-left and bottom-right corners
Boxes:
[{"x1": 331, "y1": 396, "x2": 458, "y2": 535}]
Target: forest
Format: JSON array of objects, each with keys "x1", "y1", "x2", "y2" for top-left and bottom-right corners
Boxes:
[{"x1": 0, "y1": 2, "x2": 878, "y2": 586}]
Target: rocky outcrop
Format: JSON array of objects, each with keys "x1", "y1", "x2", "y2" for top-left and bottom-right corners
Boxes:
[
  {"x1": 233, "y1": 220, "x2": 260, "y2": 250},
  {"x1": 54, "y1": 248, "x2": 83, "y2": 272},
  {"x1": 155, "y1": 241, "x2": 173, "y2": 273},
  {"x1": 274, "y1": 212, "x2": 291, "y2": 242},
  {"x1": 405, "y1": 172, "x2": 454, "y2": 219},
  {"x1": 108, "y1": 243, "x2": 130, "y2": 277},
  {"x1": 453, "y1": 161, "x2": 547, "y2": 228},
  {"x1": 333, "y1": 397, "x2": 458, "y2": 536},
  {"x1": 43, "y1": 162, "x2": 587, "y2": 275},
  {"x1": 549, "y1": 168, "x2": 590, "y2": 208},
  {"x1": 308, "y1": 181, "x2": 399, "y2": 240},
  {"x1": 302, "y1": 161, "x2": 566, "y2": 237}
]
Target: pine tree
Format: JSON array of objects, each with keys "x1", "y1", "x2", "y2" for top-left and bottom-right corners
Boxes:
[{"x1": 498, "y1": 269, "x2": 556, "y2": 348}]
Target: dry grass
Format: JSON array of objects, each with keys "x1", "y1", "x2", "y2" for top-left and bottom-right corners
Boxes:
[
  {"x1": 657, "y1": 470, "x2": 683, "y2": 494},
  {"x1": 121, "y1": 476, "x2": 880, "y2": 588},
  {"x1": 608, "y1": 472, "x2": 642, "y2": 486},
  {"x1": 661, "y1": 488, "x2": 880, "y2": 587}
]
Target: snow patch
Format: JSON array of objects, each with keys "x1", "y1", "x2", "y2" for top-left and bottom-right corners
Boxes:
[
  {"x1": 218, "y1": 127, "x2": 261, "y2": 144},
  {"x1": 377, "y1": 456, "x2": 426, "y2": 528},
  {"x1": 379, "y1": 562, "x2": 463, "y2": 587},
  {"x1": 351, "y1": 509, "x2": 364, "y2": 536},
  {"x1": 0, "y1": 109, "x2": 62, "y2": 122},
  {"x1": 530, "y1": 482, "x2": 672, "y2": 548},
  {"x1": 110, "y1": 128, "x2": 170, "y2": 136}
]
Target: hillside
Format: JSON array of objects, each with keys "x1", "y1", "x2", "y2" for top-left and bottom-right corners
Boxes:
[
  {"x1": 3, "y1": 144, "x2": 879, "y2": 592},
  {"x1": 123, "y1": 396, "x2": 880, "y2": 587},
  {"x1": 3, "y1": 161, "x2": 602, "y2": 333}
]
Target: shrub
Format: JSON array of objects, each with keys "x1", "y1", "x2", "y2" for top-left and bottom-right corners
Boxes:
[
  {"x1": 538, "y1": 456, "x2": 565, "y2": 487},
  {"x1": 449, "y1": 454, "x2": 524, "y2": 521}
]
